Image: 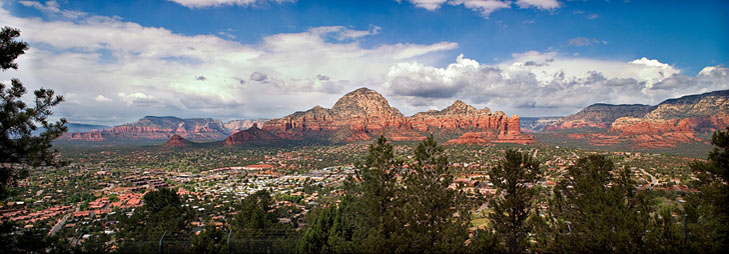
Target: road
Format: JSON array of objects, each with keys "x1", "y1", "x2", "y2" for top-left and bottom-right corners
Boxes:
[{"x1": 640, "y1": 168, "x2": 658, "y2": 188}]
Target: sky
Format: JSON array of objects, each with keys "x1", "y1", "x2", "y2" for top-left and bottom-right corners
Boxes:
[{"x1": 0, "y1": 0, "x2": 727, "y2": 125}]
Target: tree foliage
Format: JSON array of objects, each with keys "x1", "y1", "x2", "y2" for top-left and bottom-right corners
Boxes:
[
  {"x1": 547, "y1": 155, "x2": 652, "y2": 252},
  {"x1": 0, "y1": 26, "x2": 67, "y2": 199},
  {"x1": 298, "y1": 136, "x2": 478, "y2": 253},
  {"x1": 230, "y1": 189, "x2": 297, "y2": 253},
  {"x1": 684, "y1": 127, "x2": 729, "y2": 252},
  {"x1": 117, "y1": 188, "x2": 195, "y2": 252},
  {"x1": 397, "y1": 135, "x2": 472, "y2": 253},
  {"x1": 488, "y1": 149, "x2": 540, "y2": 254}
]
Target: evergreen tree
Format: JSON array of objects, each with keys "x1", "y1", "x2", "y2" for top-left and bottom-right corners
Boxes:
[
  {"x1": 488, "y1": 149, "x2": 540, "y2": 254},
  {"x1": 230, "y1": 190, "x2": 296, "y2": 253},
  {"x1": 297, "y1": 196, "x2": 357, "y2": 254},
  {"x1": 684, "y1": 127, "x2": 729, "y2": 252},
  {"x1": 189, "y1": 225, "x2": 227, "y2": 254},
  {"x1": 397, "y1": 135, "x2": 472, "y2": 253},
  {"x1": 117, "y1": 188, "x2": 195, "y2": 253},
  {"x1": 0, "y1": 26, "x2": 67, "y2": 199},
  {"x1": 548, "y1": 155, "x2": 651, "y2": 253},
  {"x1": 349, "y1": 135, "x2": 404, "y2": 253}
]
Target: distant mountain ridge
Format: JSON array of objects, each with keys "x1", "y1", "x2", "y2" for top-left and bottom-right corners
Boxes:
[
  {"x1": 60, "y1": 116, "x2": 267, "y2": 142},
  {"x1": 546, "y1": 104, "x2": 656, "y2": 130},
  {"x1": 545, "y1": 89, "x2": 729, "y2": 149}
]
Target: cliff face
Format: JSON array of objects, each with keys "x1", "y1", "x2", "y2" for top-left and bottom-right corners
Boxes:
[
  {"x1": 546, "y1": 104, "x2": 655, "y2": 130},
  {"x1": 163, "y1": 135, "x2": 195, "y2": 148},
  {"x1": 61, "y1": 116, "x2": 264, "y2": 141},
  {"x1": 262, "y1": 88, "x2": 533, "y2": 144},
  {"x1": 548, "y1": 90, "x2": 729, "y2": 149},
  {"x1": 263, "y1": 88, "x2": 408, "y2": 141},
  {"x1": 224, "y1": 123, "x2": 283, "y2": 146}
]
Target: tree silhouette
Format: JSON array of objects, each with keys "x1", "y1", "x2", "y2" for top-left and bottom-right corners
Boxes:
[
  {"x1": 488, "y1": 149, "x2": 540, "y2": 254},
  {"x1": 0, "y1": 26, "x2": 67, "y2": 199}
]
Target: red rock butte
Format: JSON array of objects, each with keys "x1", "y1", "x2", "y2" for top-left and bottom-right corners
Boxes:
[{"x1": 261, "y1": 87, "x2": 533, "y2": 145}]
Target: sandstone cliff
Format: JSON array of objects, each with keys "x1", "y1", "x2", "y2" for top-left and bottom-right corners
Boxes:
[
  {"x1": 546, "y1": 104, "x2": 655, "y2": 130},
  {"x1": 163, "y1": 134, "x2": 195, "y2": 148},
  {"x1": 547, "y1": 90, "x2": 729, "y2": 149},
  {"x1": 61, "y1": 116, "x2": 264, "y2": 141},
  {"x1": 224, "y1": 123, "x2": 284, "y2": 146},
  {"x1": 261, "y1": 88, "x2": 533, "y2": 145}
]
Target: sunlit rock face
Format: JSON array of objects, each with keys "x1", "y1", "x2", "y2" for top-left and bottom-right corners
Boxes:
[
  {"x1": 263, "y1": 87, "x2": 533, "y2": 144},
  {"x1": 549, "y1": 90, "x2": 729, "y2": 149}
]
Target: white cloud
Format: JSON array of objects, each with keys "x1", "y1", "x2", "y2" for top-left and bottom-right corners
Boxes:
[
  {"x1": 118, "y1": 92, "x2": 159, "y2": 106},
  {"x1": 449, "y1": 0, "x2": 511, "y2": 17},
  {"x1": 169, "y1": 0, "x2": 296, "y2": 9},
  {"x1": 94, "y1": 95, "x2": 112, "y2": 103},
  {"x1": 18, "y1": 0, "x2": 86, "y2": 19},
  {"x1": 0, "y1": 4, "x2": 456, "y2": 124},
  {"x1": 401, "y1": 0, "x2": 449, "y2": 11},
  {"x1": 515, "y1": 0, "x2": 560, "y2": 10},
  {"x1": 384, "y1": 52, "x2": 725, "y2": 116},
  {"x1": 402, "y1": 0, "x2": 556, "y2": 17}
]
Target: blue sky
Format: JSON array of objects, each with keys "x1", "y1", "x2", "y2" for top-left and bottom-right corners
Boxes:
[{"x1": 1, "y1": 0, "x2": 727, "y2": 124}]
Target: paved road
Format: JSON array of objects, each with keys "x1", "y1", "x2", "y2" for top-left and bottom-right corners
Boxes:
[
  {"x1": 640, "y1": 168, "x2": 658, "y2": 188},
  {"x1": 48, "y1": 212, "x2": 72, "y2": 237}
]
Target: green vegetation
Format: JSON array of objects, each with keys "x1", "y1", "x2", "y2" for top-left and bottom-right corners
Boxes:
[
  {"x1": 0, "y1": 26, "x2": 67, "y2": 199},
  {"x1": 488, "y1": 150, "x2": 540, "y2": 253}
]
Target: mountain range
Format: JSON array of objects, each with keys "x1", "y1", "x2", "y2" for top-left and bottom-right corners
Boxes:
[
  {"x1": 62, "y1": 88, "x2": 533, "y2": 146},
  {"x1": 60, "y1": 88, "x2": 729, "y2": 151},
  {"x1": 542, "y1": 89, "x2": 729, "y2": 149},
  {"x1": 60, "y1": 117, "x2": 266, "y2": 142}
]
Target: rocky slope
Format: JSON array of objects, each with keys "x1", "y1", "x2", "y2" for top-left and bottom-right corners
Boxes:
[
  {"x1": 61, "y1": 116, "x2": 264, "y2": 141},
  {"x1": 262, "y1": 88, "x2": 409, "y2": 142},
  {"x1": 262, "y1": 88, "x2": 533, "y2": 144},
  {"x1": 546, "y1": 90, "x2": 729, "y2": 149},
  {"x1": 224, "y1": 123, "x2": 284, "y2": 146},
  {"x1": 546, "y1": 104, "x2": 655, "y2": 130},
  {"x1": 163, "y1": 135, "x2": 195, "y2": 148}
]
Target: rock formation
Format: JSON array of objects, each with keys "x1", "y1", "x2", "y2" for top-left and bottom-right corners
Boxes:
[
  {"x1": 546, "y1": 104, "x2": 655, "y2": 130},
  {"x1": 163, "y1": 135, "x2": 195, "y2": 148},
  {"x1": 224, "y1": 123, "x2": 284, "y2": 146},
  {"x1": 546, "y1": 89, "x2": 729, "y2": 149},
  {"x1": 263, "y1": 88, "x2": 408, "y2": 142},
  {"x1": 61, "y1": 116, "x2": 265, "y2": 142},
  {"x1": 262, "y1": 88, "x2": 533, "y2": 145}
]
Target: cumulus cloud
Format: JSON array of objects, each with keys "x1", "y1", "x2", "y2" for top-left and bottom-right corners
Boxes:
[
  {"x1": 384, "y1": 52, "x2": 726, "y2": 116},
  {"x1": 94, "y1": 95, "x2": 112, "y2": 103},
  {"x1": 169, "y1": 0, "x2": 296, "y2": 9},
  {"x1": 0, "y1": 3, "x2": 457, "y2": 124}
]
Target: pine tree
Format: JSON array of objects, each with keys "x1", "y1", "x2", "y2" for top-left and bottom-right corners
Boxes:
[
  {"x1": 488, "y1": 149, "x2": 541, "y2": 254},
  {"x1": 548, "y1": 155, "x2": 651, "y2": 252},
  {"x1": 350, "y1": 135, "x2": 403, "y2": 253},
  {"x1": 117, "y1": 188, "x2": 195, "y2": 253},
  {"x1": 0, "y1": 26, "x2": 67, "y2": 199},
  {"x1": 684, "y1": 127, "x2": 729, "y2": 252},
  {"x1": 398, "y1": 135, "x2": 471, "y2": 253}
]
